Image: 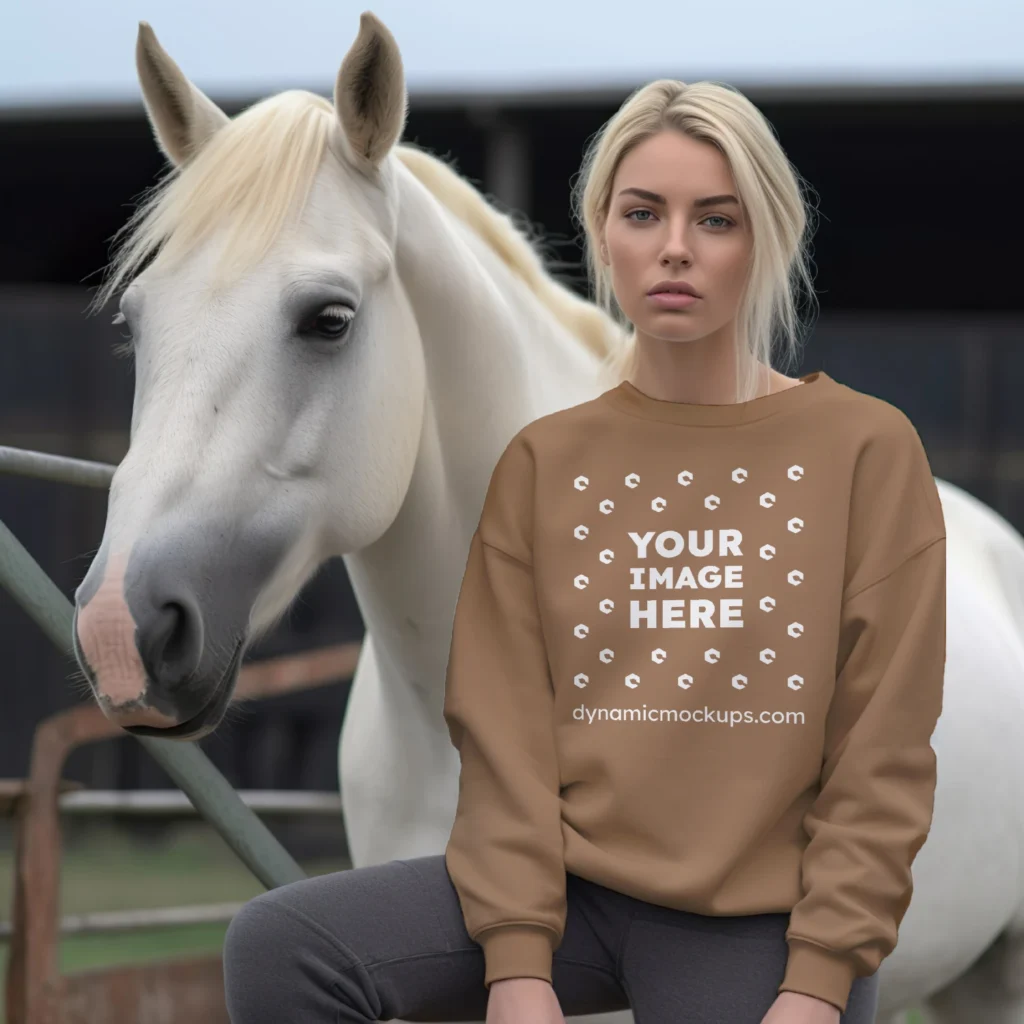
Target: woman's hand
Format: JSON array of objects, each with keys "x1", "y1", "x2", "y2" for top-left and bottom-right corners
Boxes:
[
  {"x1": 485, "y1": 977, "x2": 566, "y2": 1024},
  {"x1": 760, "y1": 991, "x2": 841, "y2": 1023}
]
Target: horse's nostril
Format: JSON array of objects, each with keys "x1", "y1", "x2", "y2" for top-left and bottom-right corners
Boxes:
[
  {"x1": 137, "y1": 598, "x2": 204, "y2": 689},
  {"x1": 160, "y1": 601, "x2": 190, "y2": 663}
]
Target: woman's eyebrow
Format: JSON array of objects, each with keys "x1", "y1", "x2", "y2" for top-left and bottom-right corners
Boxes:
[{"x1": 617, "y1": 187, "x2": 740, "y2": 208}]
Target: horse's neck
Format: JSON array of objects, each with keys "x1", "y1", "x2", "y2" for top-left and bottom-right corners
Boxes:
[{"x1": 343, "y1": 165, "x2": 608, "y2": 712}]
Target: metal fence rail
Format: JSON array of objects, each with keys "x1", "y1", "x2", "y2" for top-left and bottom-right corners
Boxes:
[
  {"x1": 0, "y1": 788, "x2": 344, "y2": 941},
  {"x1": 0, "y1": 902, "x2": 246, "y2": 940},
  {"x1": 0, "y1": 445, "x2": 116, "y2": 489},
  {"x1": 0, "y1": 446, "x2": 308, "y2": 891},
  {"x1": 58, "y1": 789, "x2": 342, "y2": 816}
]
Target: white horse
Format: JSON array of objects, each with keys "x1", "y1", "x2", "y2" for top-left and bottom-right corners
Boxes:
[
  {"x1": 883, "y1": 479, "x2": 1024, "y2": 1024},
  {"x1": 76, "y1": 13, "x2": 1024, "y2": 1024}
]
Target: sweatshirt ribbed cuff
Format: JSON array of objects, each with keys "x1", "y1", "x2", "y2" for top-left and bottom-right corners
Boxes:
[
  {"x1": 779, "y1": 939, "x2": 859, "y2": 1012},
  {"x1": 478, "y1": 924, "x2": 557, "y2": 988}
]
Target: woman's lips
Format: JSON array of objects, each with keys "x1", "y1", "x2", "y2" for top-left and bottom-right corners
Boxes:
[{"x1": 647, "y1": 292, "x2": 699, "y2": 309}]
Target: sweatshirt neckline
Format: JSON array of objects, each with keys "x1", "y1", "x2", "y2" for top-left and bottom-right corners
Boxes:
[{"x1": 601, "y1": 370, "x2": 830, "y2": 426}]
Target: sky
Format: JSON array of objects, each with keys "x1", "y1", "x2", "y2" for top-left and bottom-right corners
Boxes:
[{"x1": 2, "y1": 0, "x2": 1022, "y2": 111}]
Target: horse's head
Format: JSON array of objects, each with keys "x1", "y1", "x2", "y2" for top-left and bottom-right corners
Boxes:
[{"x1": 74, "y1": 14, "x2": 423, "y2": 739}]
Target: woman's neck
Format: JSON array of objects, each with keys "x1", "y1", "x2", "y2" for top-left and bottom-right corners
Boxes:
[{"x1": 628, "y1": 335, "x2": 799, "y2": 406}]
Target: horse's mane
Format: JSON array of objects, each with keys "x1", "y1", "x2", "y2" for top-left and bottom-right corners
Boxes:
[
  {"x1": 394, "y1": 144, "x2": 617, "y2": 361},
  {"x1": 92, "y1": 91, "x2": 336, "y2": 312},
  {"x1": 93, "y1": 89, "x2": 619, "y2": 362}
]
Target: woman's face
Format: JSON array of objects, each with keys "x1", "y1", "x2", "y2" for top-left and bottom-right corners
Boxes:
[{"x1": 601, "y1": 129, "x2": 753, "y2": 345}]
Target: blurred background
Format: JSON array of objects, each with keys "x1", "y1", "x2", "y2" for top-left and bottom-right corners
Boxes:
[{"x1": 0, "y1": 0, "x2": 1022, "y2": 1016}]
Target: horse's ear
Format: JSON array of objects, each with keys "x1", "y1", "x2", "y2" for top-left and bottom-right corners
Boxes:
[
  {"x1": 334, "y1": 12, "x2": 407, "y2": 170},
  {"x1": 135, "y1": 21, "x2": 229, "y2": 166}
]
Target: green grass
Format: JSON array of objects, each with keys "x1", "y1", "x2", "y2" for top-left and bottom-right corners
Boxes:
[
  {"x1": 0, "y1": 821, "x2": 350, "y2": 1021},
  {"x1": 55, "y1": 921, "x2": 230, "y2": 973}
]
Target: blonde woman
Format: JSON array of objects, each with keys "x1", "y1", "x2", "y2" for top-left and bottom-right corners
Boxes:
[{"x1": 224, "y1": 79, "x2": 944, "y2": 1024}]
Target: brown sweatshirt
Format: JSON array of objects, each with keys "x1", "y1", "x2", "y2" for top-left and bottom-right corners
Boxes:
[{"x1": 442, "y1": 370, "x2": 946, "y2": 1013}]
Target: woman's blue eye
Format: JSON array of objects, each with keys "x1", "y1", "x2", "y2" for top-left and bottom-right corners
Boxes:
[{"x1": 626, "y1": 210, "x2": 731, "y2": 228}]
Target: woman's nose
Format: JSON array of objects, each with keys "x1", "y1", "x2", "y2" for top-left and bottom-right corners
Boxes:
[{"x1": 659, "y1": 226, "x2": 692, "y2": 265}]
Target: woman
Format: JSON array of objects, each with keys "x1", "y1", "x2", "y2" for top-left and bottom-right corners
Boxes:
[{"x1": 223, "y1": 79, "x2": 945, "y2": 1024}]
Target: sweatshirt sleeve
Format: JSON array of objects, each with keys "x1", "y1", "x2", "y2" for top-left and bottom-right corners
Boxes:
[
  {"x1": 442, "y1": 433, "x2": 566, "y2": 988},
  {"x1": 780, "y1": 414, "x2": 947, "y2": 1011}
]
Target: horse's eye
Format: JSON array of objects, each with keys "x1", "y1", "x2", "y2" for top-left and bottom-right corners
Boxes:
[{"x1": 305, "y1": 304, "x2": 353, "y2": 341}]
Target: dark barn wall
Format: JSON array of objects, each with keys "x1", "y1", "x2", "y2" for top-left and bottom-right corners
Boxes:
[{"x1": 0, "y1": 92, "x2": 1021, "y2": 795}]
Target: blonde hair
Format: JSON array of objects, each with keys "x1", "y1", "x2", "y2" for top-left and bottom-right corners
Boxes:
[
  {"x1": 571, "y1": 79, "x2": 819, "y2": 402},
  {"x1": 91, "y1": 90, "x2": 337, "y2": 314}
]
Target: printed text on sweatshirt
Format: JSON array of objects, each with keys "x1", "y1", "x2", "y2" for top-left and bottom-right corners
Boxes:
[{"x1": 442, "y1": 370, "x2": 946, "y2": 1012}]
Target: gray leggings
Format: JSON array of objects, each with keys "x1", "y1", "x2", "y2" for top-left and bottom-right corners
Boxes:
[{"x1": 222, "y1": 854, "x2": 880, "y2": 1022}]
